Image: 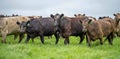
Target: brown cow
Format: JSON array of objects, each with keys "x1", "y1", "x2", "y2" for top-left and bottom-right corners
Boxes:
[
  {"x1": 51, "y1": 13, "x2": 88, "y2": 44},
  {"x1": 80, "y1": 15, "x2": 120, "y2": 46},
  {"x1": 99, "y1": 13, "x2": 120, "y2": 36},
  {"x1": 0, "y1": 16, "x2": 30, "y2": 43},
  {"x1": 114, "y1": 13, "x2": 120, "y2": 36},
  {"x1": 75, "y1": 14, "x2": 96, "y2": 21}
]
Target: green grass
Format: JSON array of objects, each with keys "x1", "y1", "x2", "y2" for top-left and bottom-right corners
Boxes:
[{"x1": 0, "y1": 35, "x2": 120, "y2": 59}]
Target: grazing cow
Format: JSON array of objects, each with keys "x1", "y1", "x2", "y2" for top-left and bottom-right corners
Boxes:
[
  {"x1": 51, "y1": 13, "x2": 88, "y2": 44},
  {"x1": 17, "y1": 17, "x2": 60, "y2": 44},
  {"x1": 0, "y1": 16, "x2": 30, "y2": 43},
  {"x1": 80, "y1": 14, "x2": 120, "y2": 46}
]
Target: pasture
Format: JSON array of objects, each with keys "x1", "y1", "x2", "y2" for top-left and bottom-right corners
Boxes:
[{"x1": 0, "y1": 35, "x2": 120, "y2": 59}]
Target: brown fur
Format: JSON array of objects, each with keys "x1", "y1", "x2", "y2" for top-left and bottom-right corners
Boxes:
[
  {"x1": 81, "y1": 18, "x2": 116, "y2": 46},
  {"x1": 114, "y1": 13, "x2": 120, "y2": 36},
  {"x1": 51, "y1": 14, "x2": 88, "y2": 44}
]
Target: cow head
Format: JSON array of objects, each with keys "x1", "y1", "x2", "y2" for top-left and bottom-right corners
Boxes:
[
  {"x1": 114, "y1": 13, "x2": 120, "y2": 21},
  {"x1": 114, "y1": 13, "x2": 120, "y2": 26},
  {"x1": 50, "y1": 13, "x2": 64, "y2": 26},
  {"x1": 79, "y1": 19, "x2": 92, "y2": 32},
  {"x1": 16, "y1": 21, "x2": 30, "y2": 33},
  {"x1": 88, "y1": 16, "x2": 96, "y2": 21}
]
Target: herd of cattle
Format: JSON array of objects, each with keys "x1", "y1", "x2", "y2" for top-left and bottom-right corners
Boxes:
[{"x1": 0, "y1": 13, "x2": 120, "y2": 46}]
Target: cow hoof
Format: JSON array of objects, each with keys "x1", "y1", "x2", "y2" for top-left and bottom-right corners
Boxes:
[{"x1": 1, "y1": 40, "x2": 6, "y2": 43}]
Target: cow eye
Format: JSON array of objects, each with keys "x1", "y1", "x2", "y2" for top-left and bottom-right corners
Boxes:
[{"x1": 23, "y1": 26, "x2": 26, "y2": 27}]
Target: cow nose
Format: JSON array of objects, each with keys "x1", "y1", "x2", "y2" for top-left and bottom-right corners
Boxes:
[
  {"x1": 82, "y1": 29, "x2": 87, "y2": 32},
  {"x1": 20, "y1": 30, "x2": 24, "y2": 33}
]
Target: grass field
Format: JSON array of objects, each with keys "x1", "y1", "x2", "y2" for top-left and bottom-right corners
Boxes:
[{"x1": 0, "y1": 35, "x2": 120, "y2": 59}]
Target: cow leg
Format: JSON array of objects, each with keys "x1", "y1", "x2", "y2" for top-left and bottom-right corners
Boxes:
[
  {"x1": 86, "y1": 33, "x2": 91, "y2": 47},
  {"x1": 1, "y1": 31, "x2": 7, "y2": 43},
  {"x1": 14, "y1": 34, "x2": 18, "y2": 40},
  {"x1": 110, "y1": 33, "x2": 114, "y2": 44},
  {"x1": 31, "y1": 38, "x2": 34, "y2": 43},
  {"x1": 104, "y1": 37, "x2": 108, "y2": 42},
  {"x1": 107, "y1": 35, "x2": 113, "y2": 45},
  {"x1": 39, "y1": 35, "x2": 44, "y2": 44},
  {"x1": 79, "y1": 34, "x2": 85, "y2": 44},
  {"x1": 48, "y1": 36, "x2": 52, "y2": 39},
  {"x1": 64, "y1": 37, "x2": 69, "y2": 45},
  {"x1": 54, "y1": 32, "x2": 60, "y2": 44},
  {"x1": 1, "y1": 34, "x2": 7, "y2": 43},
  {"x1": 25, "y1": 35, "x2": 30, "y2": 43},
  {"x1": 99, "y1": 38, "x2": 103, "y2": 45},
  {"x1": 18, "y1": 34, "x2": 24, "y2": 43}
]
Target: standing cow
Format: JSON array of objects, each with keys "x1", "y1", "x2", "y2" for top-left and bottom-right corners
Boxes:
[
  {"x1": 51, "y1": 13, "x2": 88, "y2": 44},
  {"x1": 17, "y1": 17, "x2": 60, "y2": 44},
  {"x1": 0, "y1": 16, "x2": 30, "y2": 43},
  {"x1": 80, "y1": 13, "x2": 120, "y2": 46},
  {"x1": 114, "y1": 13, "x2": 120, "y2": 36}
]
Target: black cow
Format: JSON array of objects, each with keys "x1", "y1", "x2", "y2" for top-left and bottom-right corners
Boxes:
[{"x1": 17, "y1": 17, "x2": 60, "y2": 44}]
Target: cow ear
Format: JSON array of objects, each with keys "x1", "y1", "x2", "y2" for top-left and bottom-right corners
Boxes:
[
  {"x1": 60, "y1": 14, "x2": 64, "y2": 18},
  {"x1": 79, "y1": 20, "x2": 82, "y2": 23},
  {"x1": 50, "y1": 14, "x2": 54, "y2": 18},
  {"x1": 26, "y1": 21, "x2": 30, "y2": 27},
  {"x1": 74, "y1": 14, "x2": 77, "y2": 17},
  {"x1": 113, "y1": 14, "x2": 116, "y2": 16},
  {"x1": 39, "y1": 16, "x2": 42, "y2": 18},
  {"x1": 78, "y1": 14, "x2": 81, "y2": 16},
  {"x1": 83, "y1": 14, "x2": 85, "y2": 16},
  {"x1": 22, "y1": 17, "x2": 26, "y2": 20},
  {"x1": 94, "y1": 18, "x2": 96, "y2": 20},
  {"x1": 16, "y1": 21, "x2": 20, "y2": 25},
  {"x1": 118, "y1": 13, "x2": 120, "y2": 15},
  {"x1": 99, "y1": 17, "x2": 102, "y2": 19},
  {"x1": 88, "y1": 19, "x2": 92, "y2": 24}
]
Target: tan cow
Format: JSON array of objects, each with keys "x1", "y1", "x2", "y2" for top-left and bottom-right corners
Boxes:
[{"x1": 0, "y1": 16, "x2": 30, "y2": 43}]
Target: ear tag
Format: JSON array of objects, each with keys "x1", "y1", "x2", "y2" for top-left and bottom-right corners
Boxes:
[{"x1": 27, "y1": 23, "x2": 30, "y2": 26}]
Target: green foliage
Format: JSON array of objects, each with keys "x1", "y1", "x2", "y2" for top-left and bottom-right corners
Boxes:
[{"x1": 0, "y1": 36, "x2": 120, "y2": 59}]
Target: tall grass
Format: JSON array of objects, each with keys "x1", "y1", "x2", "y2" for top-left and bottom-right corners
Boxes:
[{"x1": 0, "y1": 35, "x2": 120, "y2": 59}]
